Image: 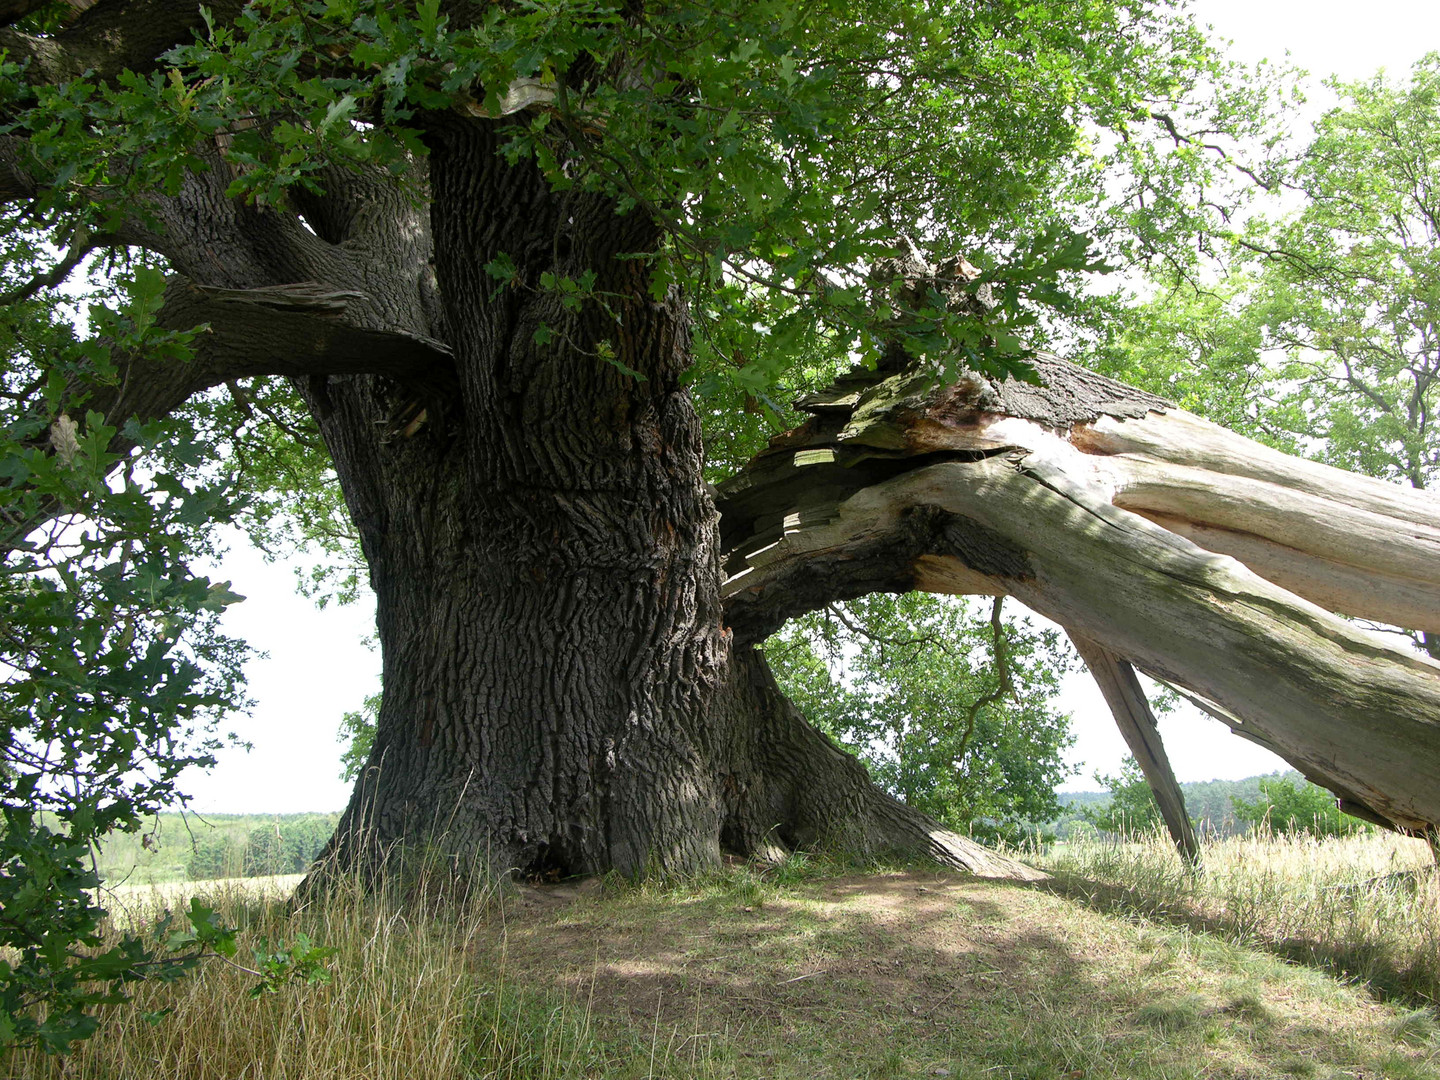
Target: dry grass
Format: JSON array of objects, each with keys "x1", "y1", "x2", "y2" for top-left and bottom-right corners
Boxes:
[
  {"x1": 4, "y1": 844, "x2": 1439, "y2": 1080},
  {"x1": 7, "y1": 867, "x2": 503, "y2": 1080},
  {"x1": 97, "y1": 875, "x2": 306, "y2": 926},
  {"x1": 1039, "y1": 827, "x2": 1440, "y2": 1008}
]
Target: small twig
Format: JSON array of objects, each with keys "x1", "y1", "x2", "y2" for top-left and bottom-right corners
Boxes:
[
  {"x1": 211, "y1": 952, "x2": 266, "y2": 979},
  {"x1": 0, "y1": 233, "x2": 105, "y2": 307},
  {"x1": 922, "y1": 969, "x2": 1003, "y2": 1016},
  {"x1": 776, "y1": 970, "x2": 827, "y2": 985},
  {"x1": 824, "y1": 602, "x2": 939, "y2": 654}
]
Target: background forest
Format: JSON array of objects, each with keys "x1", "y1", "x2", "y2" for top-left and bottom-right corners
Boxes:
[{"x1": 85, "y1": 773, "x2": 1351, "y2": 888}]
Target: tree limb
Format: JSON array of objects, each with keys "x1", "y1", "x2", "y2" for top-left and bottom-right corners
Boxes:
[
  {"x1": 0, "y1": 0, "x2": 243, "y2": 86},
  {"x1": 1067, "y1": 631, "x2": 1201, "y2": 867},
  {"x1": 717, "y1": 355, "x2": 1440, "y2": 837},
  {"x1": 86, "y1": 278, "x2": 455, "y2": 428}
]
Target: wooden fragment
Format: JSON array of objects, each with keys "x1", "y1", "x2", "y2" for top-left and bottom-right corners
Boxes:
[{"x1": 1068, "y1": 631, "x2": 1202, "y2": 867}]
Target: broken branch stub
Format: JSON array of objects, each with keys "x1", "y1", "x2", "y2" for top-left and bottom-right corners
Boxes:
[{"x1": 1067, "y1": 632, "x2": 1201, "y2": 867}]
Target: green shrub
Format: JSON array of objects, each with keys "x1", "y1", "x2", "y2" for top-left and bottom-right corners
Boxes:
[
  {"x1": 1230, "y1": 778, "x2": 1368, "y2": 838},
  {"x1": 1082, "y1": 756, "x2": 1164, "y2": 836}
]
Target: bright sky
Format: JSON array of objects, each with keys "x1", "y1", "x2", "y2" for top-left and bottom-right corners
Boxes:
[{"x1": 182, "y1": 0, "x2": 1440, "y2": 813}]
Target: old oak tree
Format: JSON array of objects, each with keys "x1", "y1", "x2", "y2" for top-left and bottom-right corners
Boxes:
[{"x1": 2, "y1": 0, "x2": 1439, "y2": 909}]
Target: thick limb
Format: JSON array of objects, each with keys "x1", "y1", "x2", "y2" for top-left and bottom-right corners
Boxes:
[{"x1": 719, "y1": 358, "x2": 1440, "y2": 836}]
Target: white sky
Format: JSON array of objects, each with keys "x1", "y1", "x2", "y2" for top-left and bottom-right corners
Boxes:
[{"x1": 181, "y1": 0, "x2": 1440, "y2": 812}]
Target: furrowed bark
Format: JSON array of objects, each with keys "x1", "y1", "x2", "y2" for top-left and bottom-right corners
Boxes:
[
  {"x1": 1, "y1": 278, "x2": 456, "y2": 556},
  {"x1": 95, "y1": 280, "x2": 454, "y2": 425},
  {"x1": 316, "y1": 111, "x2": 731, "y2": 880},
  {"x1": 0, "y1": 0, "x2": 243, "y2": 85}
]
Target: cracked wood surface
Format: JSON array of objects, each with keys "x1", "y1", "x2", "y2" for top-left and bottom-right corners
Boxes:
[
  {"x1": 1068, "y1": 632, "x2": 1201, "y2": 865},
  {"x1": 717, "y1": 356, "x2": 1440, "y2": 835}
]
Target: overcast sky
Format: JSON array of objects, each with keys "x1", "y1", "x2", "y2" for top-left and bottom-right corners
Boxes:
[{"x1": 182, "y1": 0, "x2": 1440, "y2": 813}]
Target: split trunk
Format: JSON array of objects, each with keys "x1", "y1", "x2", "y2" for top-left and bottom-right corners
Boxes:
[{"x1": 25, "y1": 101, "x2": 1438, "y2": 882}]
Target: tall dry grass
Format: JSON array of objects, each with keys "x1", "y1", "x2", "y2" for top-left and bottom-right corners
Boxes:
[
  {"x1": 3, "y1": 859, "x2": 600, "y2": 1080},
  {"x1": 1039, "y1": 826, "x2": 1440, "y2": 1006},
  {"x1": 3, "y1": 853, "x2": 739, "y2": 1080}
]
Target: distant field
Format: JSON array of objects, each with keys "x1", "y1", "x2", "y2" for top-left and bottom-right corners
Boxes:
[
  {"x1": 97, "y1": 874, "x2": 307, "y2": 927},
  {"x1": 96, "y1": 812, "x2": 340, "y2": 885}
]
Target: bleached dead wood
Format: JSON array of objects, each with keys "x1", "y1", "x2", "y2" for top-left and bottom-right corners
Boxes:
[
  {"x1": 718, "y1": 356, "x2": 1440, "y2": 837},
  {"x1": 1067, "y1": 632, "x2": 1201, "y2": 866}
]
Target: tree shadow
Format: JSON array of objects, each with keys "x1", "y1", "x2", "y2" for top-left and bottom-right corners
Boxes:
[
  {"x1": 474, "y1": 869, "x2": 1436, "y2": 1078},
  {"x1": 1033, "y1": 870, "x2": 1440, "y2": 1015}
]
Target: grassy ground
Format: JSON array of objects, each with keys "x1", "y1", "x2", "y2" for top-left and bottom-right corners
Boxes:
[
  {"x1": 7, "y1": 839, "x2": 1440, "y2": 1080},
  {"x1": 1039, "y1": 828, "x2": 1440, "y2": 1009}
]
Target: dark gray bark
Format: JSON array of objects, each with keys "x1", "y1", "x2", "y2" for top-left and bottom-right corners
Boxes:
[
  {"x1": 0, "y1": 0, "x2": 244, "y2": 84},
  {"x1": 309, "y1": 113, "x2": 731, "y2": 877}
]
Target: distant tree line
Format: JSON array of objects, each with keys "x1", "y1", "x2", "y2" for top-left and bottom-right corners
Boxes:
[
  {"x1": 186, "y1": 816, "x2": 336, "y2": 880},
  {"x1": 1059, "y1": 761, "x2": 1371, "y2": 841}
]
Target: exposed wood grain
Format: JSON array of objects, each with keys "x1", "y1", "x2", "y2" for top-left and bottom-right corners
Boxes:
[{"x1": 718, "y1": 355, "x2": 1440, "y2": 836}]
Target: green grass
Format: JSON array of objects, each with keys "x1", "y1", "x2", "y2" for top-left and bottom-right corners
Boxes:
[
  {"x1": 8, "y1": 844, "x2": 1439, "y2": 1079},
  {"x1": 1037, "y1": 826, "x2": 1440, "y2": 1009}
]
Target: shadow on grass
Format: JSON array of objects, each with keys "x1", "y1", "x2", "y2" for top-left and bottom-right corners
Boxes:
[
  {"x1": 478, "y1": 868, "x2": 1437, "y2": 1080},
  {"x1": 1035, "y1": 869, "x2": 1440, "y2": 1015}
]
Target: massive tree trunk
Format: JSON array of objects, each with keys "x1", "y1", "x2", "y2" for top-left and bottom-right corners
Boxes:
[
  {"x1": 315, "y1": 115, "x2": 730, "y2": 878},
  {"x1": 0, "y1": 66, "x2": 1033, "y2": 878},
  {"x1": 309, "y1": 115, "x2": 1034, "y2": 881}
]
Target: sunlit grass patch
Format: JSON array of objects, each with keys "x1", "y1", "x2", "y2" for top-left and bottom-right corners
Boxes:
[{"x1": 1038, "y1": 827, "x2": 1440, "y2": 1007}]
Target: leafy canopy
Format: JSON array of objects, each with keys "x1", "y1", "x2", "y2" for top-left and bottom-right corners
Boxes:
[
  {"x1": 1, "y1": 0, "x2": 1276, "y2": 398},
  {"x1": 1101, "y1": 52, "x2": 1440, "y2": 491},
  {"x1": 1243, "y1": 54, "x2": 1440, "y2": 492}
]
